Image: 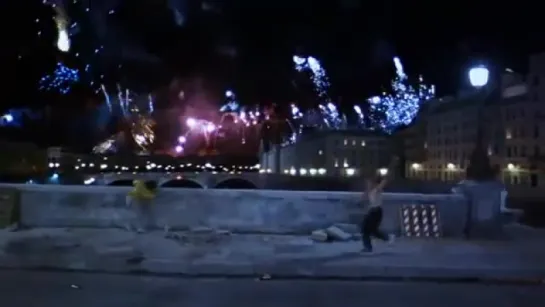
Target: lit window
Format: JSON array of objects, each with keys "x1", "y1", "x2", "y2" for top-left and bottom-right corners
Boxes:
[
  {"x1": 361, "y1": 141, "x2": 366, "y2": 146},
  {"x1": 343, "y1": 159, "x2": 349, "y2": 167},
  {"x1": 506, "y1": 129, "x2": 512, "y2": 139},
  {"x1": 352, "y1": 140, "x2": 356, "y2": 145},
  {"x1": 334, "y1": 158, "x2": 339, "y2": 167},
  {"x1": 507, "y1": 163, "x2": 516, "y2": 171},
  {"x1": 343, "y1": 139, "x2": 348, "y2": 145},
  {"x1": 318, "y1": 150, "x2": 323, "y2": 155}
]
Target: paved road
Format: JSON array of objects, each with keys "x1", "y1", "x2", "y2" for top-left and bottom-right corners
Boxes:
[{"x1": 0, "y1": 270, "x2": 543, "y2": 307}]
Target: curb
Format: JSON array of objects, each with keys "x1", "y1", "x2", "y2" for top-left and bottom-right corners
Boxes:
[
  {"x1": 143, "y1": 260, "x2": 545, "y2": 284},
  {"x1": 0, "y1": 260, "x2": 544, "y2": 285}
]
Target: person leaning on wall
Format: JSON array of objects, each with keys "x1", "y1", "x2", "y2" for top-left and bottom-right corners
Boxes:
[{"x1": 126, "y1": 180, "x2": 158, "y2": 233}]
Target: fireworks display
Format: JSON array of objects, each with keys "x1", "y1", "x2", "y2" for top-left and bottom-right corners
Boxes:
[
  {"x1": 173, "y1": 90, "x2": 267, "y2": 155},
  {"x1": 355, "y1": 57, "x2": 436, "y2": 132},
  {"x1": 39, "y1": 62, "x2": 80, "y2": 94},
  {"x1": 90, "y1": 55, "x2": 434, "y2": 155},
  {"x1": 29, "y1": 0, "x2": 149, "y2": 95},
  {"x1": 15, "y1": 1, "x2": 437, "y2": 156},
  {"x1": 53, "y1": 4, "x2": 71, "y2": 52},
  {"x1": 292, "y1": 55, "x2": 348, "y2": 130},
  {"x1": 182, "y1": 55, "x2": 433, "y2": 153},
  {"x1": 32, "y1": 50, "x2": 433, "y2": 156},
  {"x1": 92, "y1": 85, "x2": 156, "y2": 154},
  {"x1": 290, "y1": 54, "x2": 434, "y2": 133}
]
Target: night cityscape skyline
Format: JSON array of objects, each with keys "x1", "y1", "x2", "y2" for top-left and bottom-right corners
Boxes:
[{"x1": 0, "y1": 2, "x2": 544, "y2": 303}]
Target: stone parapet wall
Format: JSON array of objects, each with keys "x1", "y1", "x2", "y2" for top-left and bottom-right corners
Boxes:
[{"x1": 1, "y1": 184, "x2": 470, "y2": 236}]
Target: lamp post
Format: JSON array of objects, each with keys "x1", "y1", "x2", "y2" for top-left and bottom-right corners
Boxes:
[
  {"x1": 466, "y1": 65, "x2": 495, "y2": 181},
  {"x1": 464, "y1": 65, "x2": 495, "y2": 239}
]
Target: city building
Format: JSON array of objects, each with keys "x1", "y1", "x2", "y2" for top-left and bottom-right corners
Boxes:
[
  {"x1": 260, "y1": 130, "x2": 392, "y2": 177},
  {"x1": 0, "y1": 140, "x2": 45, "y2": 175},
  {"x1": 402, "y1": 94, "x2": 483, "y2": 182},
  {"x1": 402, "y1": 52, "x2": 545, "y2": 198}
]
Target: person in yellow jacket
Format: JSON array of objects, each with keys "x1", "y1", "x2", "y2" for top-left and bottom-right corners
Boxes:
[
  {"x1": 128, "y1": 180, "x2": 156, "y2": 200},
  {"x1": 126, "y1": 180, "x2": 157, "y2": 233}
]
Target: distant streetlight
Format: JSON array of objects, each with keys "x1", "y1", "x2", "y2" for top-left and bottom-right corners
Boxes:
[
  {"x1": 411, "y1": 163, "x2": 421, "y2": 170},
  {"x1": 468, "y1": 66, "x2": 489, "y2": 88}
]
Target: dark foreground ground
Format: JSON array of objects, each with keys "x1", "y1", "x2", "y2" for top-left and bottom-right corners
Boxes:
[{"x1": 0, "y1": 270, "x2": 543, "y2": 307}]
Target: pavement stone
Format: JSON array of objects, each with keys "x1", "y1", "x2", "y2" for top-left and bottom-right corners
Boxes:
[
  {"x1": 3, "y1": 271, "x2": 545, "y2": 307},
  {"x1": 0, "y1": 226, "x2": 543, "y2": 281}
]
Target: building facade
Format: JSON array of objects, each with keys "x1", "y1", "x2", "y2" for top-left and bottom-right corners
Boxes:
[
  {"x1": 404, "y1": 94, "x2": 482, "y2": 182},
  {"x1": 260, "y1": 130, "x2": 392, "y2": 177},
  {"x1": 403, "y1": 52, "x2": 545, "y2": 198}
]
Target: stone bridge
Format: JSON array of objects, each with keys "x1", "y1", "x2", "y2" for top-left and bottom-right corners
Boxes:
[
  {"x1": 86, "y1": 172, "x2": 264, "y2": 189},
  {"x1": 84, "y1": 172, "x2": 461, "y2": 192}
]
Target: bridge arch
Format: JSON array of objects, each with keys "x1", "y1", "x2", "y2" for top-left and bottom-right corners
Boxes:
[
  {"x1": 108, "y1": 179, "x2": 135, "y2": 186},
  {"x1": 160, "y1": 179, "x2": 204, "y2": 188},
  {"x1": 213, "y1": 178, "x2": 257, "y2": 189}
]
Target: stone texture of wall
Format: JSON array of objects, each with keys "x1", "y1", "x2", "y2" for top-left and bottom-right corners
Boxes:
[{"x1": 9, "y1": 185, "x2": 469, "y2": 236}]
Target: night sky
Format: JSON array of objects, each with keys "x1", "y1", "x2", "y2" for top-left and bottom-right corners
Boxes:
[{"x1": 3, "y1": 0, "x2": 545, "y2": 108}]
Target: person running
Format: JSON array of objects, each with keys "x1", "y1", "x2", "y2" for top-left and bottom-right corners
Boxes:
[{"x1": 360, "y1": 158, "x2": 397, "y2": 253}]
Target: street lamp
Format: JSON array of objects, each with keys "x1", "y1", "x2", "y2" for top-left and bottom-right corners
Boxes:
[
  {"x1": 468, "y1": 66, "x2": 489, "y2": 88},
  {"x1": 464, "y1": 65, "x2": 496, "y2": 239},
  {"x1": 465, "y1": 65, "x2": 495, "y2": 181}
]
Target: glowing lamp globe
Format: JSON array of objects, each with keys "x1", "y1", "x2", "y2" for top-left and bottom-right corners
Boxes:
[{"x1": 468, "y1": 66, "x2": 489, "y2": 88}]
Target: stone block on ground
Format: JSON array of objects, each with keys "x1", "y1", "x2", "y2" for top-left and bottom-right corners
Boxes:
[
  {"x1": 310, "y1": 229, "x2": 328, "y2": 242},
  {"x1": 325, "y1": 225, "x2": 351, "y2": 241}
]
